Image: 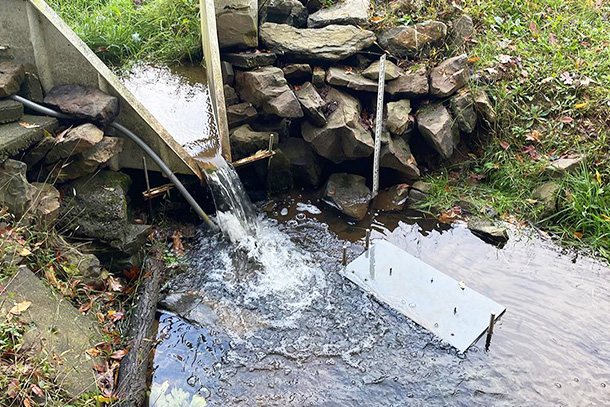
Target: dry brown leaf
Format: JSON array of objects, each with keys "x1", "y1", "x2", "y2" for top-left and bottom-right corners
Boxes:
[
  {"x1": 110, "y1": 349, "x2": 128, "y2": 360},
  {"x1": 9, "y1": 300, "x2": 32, "y2": 315}
]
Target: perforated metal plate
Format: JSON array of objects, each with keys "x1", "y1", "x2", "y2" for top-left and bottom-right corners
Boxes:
[{"x1": 341, "y1": 240, "x2": 506, "y2": 352}]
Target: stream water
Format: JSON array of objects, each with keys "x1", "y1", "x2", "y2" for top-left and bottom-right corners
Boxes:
[{"x1": 121, "y1": 65, "x2": 610, "y2": 406}]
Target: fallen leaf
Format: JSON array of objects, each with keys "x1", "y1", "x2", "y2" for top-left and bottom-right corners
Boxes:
[
  {"x1": 467, "y1": 56, "x2": 480, "y2": 63},
  {"x1": 574, "y1": 231, "x2": 583, "y2": 239},
  {"x1": 574, "y1": 102, "x2": 588, "y2": 109},
  {"x1": 86, "y1": 347, "x2": 102, "y2": 357},
  {"x1": 529, "y1": 21, "x2": 539, "y2": 36},
  {"x1": 522, "y1": 145, "x2": 540, "y2": 160},
  {"x1": 24, "y1": 398, "x2": 32, "y2": 407},
  {"x1": 18, "y1": 247, "x2": 32, "y2": 256},
  {"x1": 525, "y1": 129, "x2": 543, "y2": 142},
  {"x1": 601, "y1": 214, "x2": 610, "y2": 222},
  {"x1": 596, "y1": 169, "x2": 602, "y2": 185},
  {"x1": 94, "y1": 46, "x2": 109, "y2": 53},
  {"x1": 9, "y1": 300, "x2": 32, "y2": 315},
  {"x1": 110, "y1": 349, "x2": 128, "y2": 360},
  {"x1": 549, "y1": 33, "x2": 558, "y2": 45},
  {"x1": 31, "y1": 385, "x2": 44, "y2": 397},
  {"x1": 123, "y1": 265, "x2": 141, "y2": 282},
  {"x1": 94, "y1": 395, "x2": 116, "y2": 403},
  {"x1": 371, "y1": 16, "x2": 383, "y2": 23},
  {"x1": 19, "y1": 122, "x2": 39, "y2": 129},
  {"x1": 107, "y1": 310, "x2": 124, "y2": 322},
  {"x1": 525, "y1": 198, "x2": 538, "y2": 204},
  {"x1": 557, "y1": 116, "x2": 574, "y2": 124},
  {"x1": 107, "y1": 276, "x2": 123, "y2": 292},
  {"x1": 499, "y1": 141, "x2": 510, "y2": 150}
]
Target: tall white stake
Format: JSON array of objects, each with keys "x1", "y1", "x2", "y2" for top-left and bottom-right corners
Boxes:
[{"x1": 372, "y1": 54, "x2": 386, "y2": 198}]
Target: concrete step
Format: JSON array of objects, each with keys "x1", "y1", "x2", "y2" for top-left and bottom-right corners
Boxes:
[
  {"x1": 0, "y1": 99, "x2": 24, "y2": 124},
  {"x1": 0, "y1": 114, "x2": 58, "y2": 162}
]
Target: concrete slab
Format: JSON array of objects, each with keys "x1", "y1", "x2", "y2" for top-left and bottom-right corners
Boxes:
[
  {"x1": 0, "y1": 99, "x2": 24, "y2": 123},
  {"x1": 0, "y1": 114, "x2": 58, "y2": 162},
  {"x1": 341, "y1": 240, "x2": 506, "y2": 352}
]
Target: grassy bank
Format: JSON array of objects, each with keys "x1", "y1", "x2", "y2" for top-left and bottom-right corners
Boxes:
[{"x1": 48, "y1": 0, "x2": 203, "y2": 66}]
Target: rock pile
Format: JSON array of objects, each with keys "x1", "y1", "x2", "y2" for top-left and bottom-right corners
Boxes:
[{"x1": 215, "y1": 0, "x2": 495, "y2": 218}]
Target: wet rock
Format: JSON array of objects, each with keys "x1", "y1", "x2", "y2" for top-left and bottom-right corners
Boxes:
[
  {"x1": 44, "y1": 85, "x2": 119, "y2": 127},
  {"x1": 280, "y1": 137, "x2": 323, "y2": 187},
  {"x1": 362, "y1": 60, "x2": 404, "y2": 81},
  {"x1": 0, "y1": 159, "x2": 35, "y2": 218},
  {"x1": 122, "y1": 224, "x2": 155, "y2": 255},
  {"x1": 416, "y1": 103, "x2": 458, "y2": 159},
  {"x1": 326, "y1": 66, "x2": 378, "y2": 92},
  {"x1": 0, "y1": 61, "x2": 25, "y2": 97},
  {"x1": 451, "y1": 15, "x2": 474, "y2": 46},
  {"x1": 390, "y1": 0, "x2": 423, "y2": 14},
  {"x1": 473, "y1": 90, "x2": 496, "y2": 124},
  {"x1": 227, "y1": 102, "x2": 258, "y2": 128},
  {"x1": 429, "y1": 54, "x2": 468, "y2": 97},
  {"x1": 449, "y1": 90, "x2": 477, "y2": 134},
  {"x1": 408, "y1": 180, "x2": 432, "y2": 204},
  {"x1": 260, "y1": 23, "x2": 376, "y2": 62},
  {"x1": 250, "y1": 118, "x2": 290, "y2": 140},
  {"x1": 0, "y1": 115, "x2": 58, "y2": 163},
  {"x1": 301, "y1": 87, "x2": 373, "y2": 163},
  {"x1": 42, "y1": 158, "x2": 97, "y2": 183},
  {"x1": 312, "y1": 66, "x2": 326, "y2": 86},
  {"x1": 545, "y1": 156, "x2": 584, "y2": 177},
  {"x1": 378, "y1": 21, "x2": 447, "y2": 57},
  {"x1": 44, "y1": 123, "x2": 104, "y2": 164},
  {"x1": 385, "y1": 65, "x2": 429, "y2": 97},
  {"x1": 18, "y1": 72, "x2": 44, "y2": 103},
  {"x1": 0, "y1": 99, "x2": 24, "y2": 124},
  {"x1": 235, "y1": 67, "x2": 303, "y2": 118},
  {"x1": 282, "y1": 64, "x2": 312, "y2": 84},
  {"x1": 215, "y1": 0, "x2": 258, "y2": 49},
  {"x1": 259, "y1": 0, "x2": 308, "y2": 27},
  {"x1": 323, "y1": 173, "x2": 371, "y2": 220},
  {"x1": 533, "y1": 181, "x2": 560, "y2": 217},
  {"x1": 221, "y1": 61, "x2": 235, "y2": 85},
  {"x1": 53, "y1": 235, "x2": 104, "y2": 284},
  {"x1": 467, "y1": 219, "x2": 509, "y2": 245},
  {"x1": 230, "y1": 124, "x2": 278, "y2": 159},
  {"x1": 386, "y1": 99, "x2": 412, "y2": 136},
  {"x1": 0, "y1": 266, "x2": 103, "y2": 397},
  {"x1": 224, "y1": 84, "x2": 240, "y2": 106},
  {"x1": 373, "y1": 184, "x2": 410, "y2": 212},
  {"x1": 267, "y1": 148, "x2": 294, "y2": 193},
  {"x1": 295, "y1": 82, "x2": 326, "y2": 126},
  {"x1": 30, "y1": 182, "x2": 60, "y2": 227},
  {"x1": 307, "y1": 0, "x2": 370, "y2": 28},
  {"x1": 380, "y1": 135, "x2": 420, "y2": 179},
  {"x1": 222, "y1": 51, "x2": 277, "y2": 68}
]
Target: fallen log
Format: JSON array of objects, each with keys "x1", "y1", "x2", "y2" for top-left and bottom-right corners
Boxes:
[{"x1": 115, "y1": 252, "x2": 163, "y2": 407}]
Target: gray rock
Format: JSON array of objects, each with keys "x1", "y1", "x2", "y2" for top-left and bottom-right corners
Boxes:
[
  {"x1": 230, "y1": 124, "x2": 278, "y2": 159},
  {"x1": 306, "y1": 0, "x2": 322, "y2": 12},
  {"x1": 416, "y1": 103, "x2": 458, "y2": 159},
  {"x1": 30, "y1": 182, "x2": 61, "y2": 227},
  {"x1": 386, "y1": 99, "x2": 412, "y2": 135},
  {"x1": 380, "y1": 135, "x2": 420, "y2": 179},
  {"x1": 222, "y1": 51, "x2": 277, "y2": 68},
  {"x1": 362, "y1": 60, "x2": 404, "y2": 81},
  {"x1": 323, "y1": 173, "x2": 371, "y2": 220},
  {"x1": 308, "y1": 0, "x2": 370, "y2": 28},
  {"x1": 215, "y1": 0, "x2": 258, "y2": 49},
  {"x1": 0, "y1": 61, "x2": 25, "y2": 97},
  {"x1": 301, "y1": 87, "x2": 373, "y2": 163},
  {"x1": 326, "y1": 66, "x2": 378, "y2": 92},
  {"x1": 52, "y1": 235, "x2": 104, "y2": 285},
  {"x1": 44, "y1": 85, "x2": 119, "y2": 127},
  {"x1": 260, "y1": 0, "x2": 308, "y2": 27},
  {"x1": 22, "y1": 131, "x2": 55, "y2": 167},
  {"x1": 473, "y1": 90, "x2": 496, "y2": 124},
  {"x1": 82, "y1": 136, "x2": 124, "y2": 166},
  {"x1": 282, "y1": 63, "x2": 312, "y2": 84},
  {"x1": 390, "y1": 0, "x2": 423, "y2": 14},
  {"x1": 122, "y1": 224, "x2": 155, "y2": 255},
  {"x1": 18, "y1": 72, "x2": 44, "y2": 103},
  {"x1": 295, "y1": 82, "x2": 326, "y2": 126},
  {"x1": 221, "y1": 61, "x2": 235, "y2": 85},
  {"x1": 449, "y1": 90, "x2": 477, "y2": 133},
  {"x1": 408, "y1": 180, "x2": 432, "y2": 204},
  {"x1": 0, "y1": 159, "x2": 35, "y2": 218},
  {"x1": 260, "y1": 23, "x2": 376, "y2": 61},
  {"x1": 467, "y1": 219, "x2": 509, "y2": 245},
  {"x1": 224, "y1": 84, "x2": 240, "y2": 106},
  {"x1": 44, "y1": 123, "x2": 104, "y2": 164},
  {"x1": 373, "y1": 184, "x2": 410, "y2": 212},
  {"x1": 451, "y1": 15, "x2": 474, "y2": 46},
  {"x1": 235, "y1": 67, "x2": 303, "y2": 118},
  {"x1": 378, "y1": 21, "x2": 447, "y2": 57},
  {"x1": 280, "y1": 137, "x2": 323, "y2": 187},
  {"x1": 267, "y1": 148, "x2": 294, "y2": 193},
  {"x1": 312, "y1": 66, "x2": 326, "y2": 86},
  {"x1": 251, "y1": 118, "x2": 290, "y2": 139},
  {"x1": 429, "y1": 54, "x2": 468, "y2": 97},
  {"x1": 546, "y1": 156, "x2": 584, "y2": 177},
  {"x1": 385, "y1": 65, "x2": 429, "y2": 97},
  {"x1": 227, "y1": 102, "x2": 258, "y2": 128},
  {"x1": 0, "y1": 115, "x2": 58, "y2": 163},
  {"x1": 533, "y1": 181, "x2": 560, "y2": 217},
  {"x1": 0, "y1": 99, "x2": 23, "y2": 124}
]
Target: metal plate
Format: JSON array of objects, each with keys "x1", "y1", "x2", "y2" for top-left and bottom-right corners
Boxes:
[{"x1": 342, "y1": 240, "x2": 506, "y2": 352}]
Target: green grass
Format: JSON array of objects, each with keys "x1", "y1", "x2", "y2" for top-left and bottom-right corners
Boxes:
[{"x1": 48, "y1": 0, "x2": 203, "y2": 66}]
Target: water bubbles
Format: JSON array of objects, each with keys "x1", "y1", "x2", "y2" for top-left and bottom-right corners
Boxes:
[
  {"x1": 198, "y1": 386, "x2": 211, "y2": 398},
  {"x1": 280, "y1": 208, "x2": 288, "y2": 216},
  {"x1": 284, "y1": 368, "x2": 292, "y2": 376},
  {"x1": 296, "y1": 213, "x2": 306, "y2": 221},
  {"x1": 601, "y1": 382, "x2": 607, "y2": 388},
  {"x1": 187, "y1": 375, "x2": 199, "y2": 387},
  {"x1": 554, "y1": 382, "x2": 562, "y2": 388}
]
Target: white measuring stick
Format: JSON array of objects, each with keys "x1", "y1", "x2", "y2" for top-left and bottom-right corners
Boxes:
[{"x1": 372, "y1": 54, "x2": 386, "y2": 198}]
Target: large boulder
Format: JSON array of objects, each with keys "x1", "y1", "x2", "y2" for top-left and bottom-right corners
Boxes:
[
  {"x1": 0, "y1": 159, "x2": 35, "y2": 218},
  {"x1": 449, "y1": 90, "x2": 477, "y2": 133},
  {"x1": 227, "y1": 102, "x2": 258, "y2": 128},
  {"x1": 378, "y1": 21, "x2": 447, "y2": 57},
  {"x1": 0, "y1": 62, "x2": 25, "y2": 97},
  {"x1": 301, "y1": 87, "x2": 374, "y2": 163},
  {"x1": 230, "y1": 124, "x2": 278, "y2": 159},
  {"x1": 260, "y1": 0, "x2": 308, "y2": 27},
  {"x1": 385, "y1": 65, "x2": 429, "y2": 97},
  {"x1": 326, "y1": 66, "x2": 378, "y2": 92},
  {"x1": 260, "y1": 23, "x2": 376, "y2": 61},
  {"x1": 44, "y1": 85, "x2": 119, "y2": 127},
  {"x1": 380, "y1": 135, "x2": 420, "y2": 179},
  {"x1": 323, "y1": 173, "x2": 371, "y2": 220},
  {"x1": 215, "y1": 0, "x2": 258, "y2": 49},
  {"x1": 416, "y1": 103, "x2": 458, "y2": 159},
  {"x1": 235, "y1": 67, "x2": 303, "y2": 118},
  {"x1": 280, "y1": 137, "x2": 323, "y2": 187},
  {"x1": 386, "y1": 99, "x2": 412, "y2": 136},
  {"x1": 44, "y1": 123, "x2": 104, "y2": 164},
  {"x1": 429, "y1": 54, "x2": 468, "y2": 97},
  {"x1": 307, "y1": 0, "x2": 370, "y2": 28},
  {"x1": 295, "y1": 82, "x2": 327, "y2": 126},
  {"x1": 362, "y1": 60, "x2": 404, "y2": 81}
]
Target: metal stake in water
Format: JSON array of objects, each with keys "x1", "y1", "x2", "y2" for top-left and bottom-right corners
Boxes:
[
  {"x1": 342, "y1": 245, "x2": 348, "y2": 266},
  {"x1": 142, "y1": 156, "x2": 153, "y2": 220},
  {"x1": 485, "y1": 313, "x2": 496, "y2": 351},
  {"x1": 372, "y1": 53, "x2": 386, "y2": 198},
  {"x1": 365, "y1": 229, "x2": 371, "y2": 250}
]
